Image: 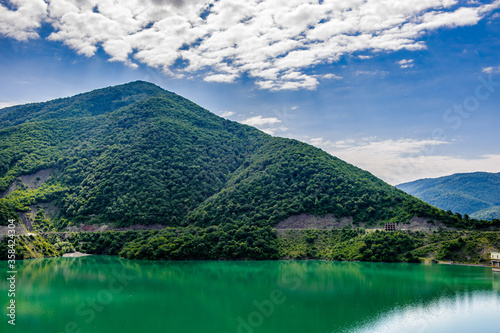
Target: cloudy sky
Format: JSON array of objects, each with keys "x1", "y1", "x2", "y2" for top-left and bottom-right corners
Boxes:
[{"x1": 1, "y1": 0, "x2": 500, "y2": 184}]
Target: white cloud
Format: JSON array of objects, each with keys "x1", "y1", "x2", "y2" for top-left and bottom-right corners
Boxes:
[
  {"x1": 355, "y1": 70, "x2": 388, "y2": 76},
  {"x1": 241, "y1": 115, "x2": 281, "y2": 126},
  {"x1": 0, "y1": 102, "x2": 18, "y2": 109},
  {"x1": 261, "y1": 126, "x2": 288, "y2": 136},
  {"x1": 203, "y1": 73, "x2": 237, "y2": 83},
  {"x1": 0, "y1": 0, "x2": 47, "y2": 40},
  {"x1": 218, "y1": 111, "x2": 235, "y2": 118},
  {"x1": 1, "y1": 0, "x2": 500, "y2": 90},
  {"x1": 318, "y1": 73, "x2": 343, "y2": 80},
  {"x1": 240, "y1": 115, "x2": 288, "y2": 135},
  {"x1": 307, "y1": 137, "x2": 500, "y2": 185},
  {"x1": 482, "y1": 66, "x2": 500, "y2": 73},
  {"x1": 397, "y1": 59, "x2": 415, "y2": 68}
]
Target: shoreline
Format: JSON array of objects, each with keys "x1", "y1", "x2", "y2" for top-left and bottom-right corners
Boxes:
[
  {"x1": 421, "y1": 258, "x2": 490, "y2": 267},
  {"x1": 62, "y1": 251, "x2": 91, "y2": 258},
  {"x1": 8, "y1": 253, "x2": 495, "y2": 268},
  {"x1": 57, "y1": 253, "x2": 491, "y2": 267},
  {"x1": 448, "y1": 262, "x2": 490, "y2": 268}
]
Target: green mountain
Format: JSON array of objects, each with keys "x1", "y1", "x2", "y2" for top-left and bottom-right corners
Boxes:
[
  {"x1": 396, "y1": 172, "x2": 500, "y2": 220},
  {"x1": 0, "y1": 81, "x2": 494, "y2": 231}
]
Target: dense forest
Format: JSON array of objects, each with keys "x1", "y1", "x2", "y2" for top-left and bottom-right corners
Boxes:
[
  {"x1": 1, "y1": 81, "x2": 496, "y2": 234},
  {"x1": 3, "y1": 228, "x2": 496, "y2": 264},
  {"x1": 68, "y1": 225, "x2": 279, "y2": 260},
  {"x1": 0, "y1": 234, "x2": 60, "y2": 260},
  {"x1": 278, "y1": 229, "x2": 499, "y2": 264}
]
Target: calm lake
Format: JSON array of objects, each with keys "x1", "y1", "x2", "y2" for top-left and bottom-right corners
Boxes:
[{"x1": 2, "y1": 256, "x2": 500, "y2": 333}]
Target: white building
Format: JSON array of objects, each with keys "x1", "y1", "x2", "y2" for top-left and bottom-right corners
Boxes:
[{"x1": 492, "y1": 252, "x2": 500, "y2": 272}]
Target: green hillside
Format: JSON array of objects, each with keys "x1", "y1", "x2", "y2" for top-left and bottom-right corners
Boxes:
[
  {"x1": 0, "y1": 81, "x2": 496, "y2": 231},
  {"x1": 396, "y1": 172, "x2": 500, "y2": 220}
]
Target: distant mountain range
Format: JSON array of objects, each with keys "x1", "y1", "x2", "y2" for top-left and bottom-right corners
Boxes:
[
  {"x1": 0, "y1": 81, "x2": 493, "y2": 231},
  {"x1": 396, "y1": 172, "x2": 500, "y2": 220}
]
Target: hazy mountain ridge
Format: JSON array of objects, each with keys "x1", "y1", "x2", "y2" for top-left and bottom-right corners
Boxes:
[{"x1": 396, "y1": 172, "x2": 500, "y2": 220}]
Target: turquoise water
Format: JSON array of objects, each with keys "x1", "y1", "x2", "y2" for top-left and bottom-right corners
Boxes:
[{"x1": 1, "y1": 256, "x2": 499, "y2": 332}]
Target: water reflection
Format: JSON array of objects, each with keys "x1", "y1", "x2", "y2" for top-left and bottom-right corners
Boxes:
[
  {"x1": 349, "y1": 291, "x2": 500, "y2": 333},
  {"x1": 493, "y1": 273, "x2": 500, "y2": 291},
  {"x1": 1, "y1": 258, "x2": 498, "y2": 333}
]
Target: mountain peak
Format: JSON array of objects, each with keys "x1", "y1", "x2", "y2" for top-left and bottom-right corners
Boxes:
[
  {"x1": 0, "y1": 80, "x2": 170, "y2": 129},
  {"x1": 101, "y1": 80, "x2": 167, "y2": 94}
]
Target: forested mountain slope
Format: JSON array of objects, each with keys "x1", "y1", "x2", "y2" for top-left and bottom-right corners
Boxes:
[
  {"x1": 397, "y1": 172, "x2": 500, "y2": 220},
  {"x1": 0, "y1": 81, "x2": 495, "y2": 230}
]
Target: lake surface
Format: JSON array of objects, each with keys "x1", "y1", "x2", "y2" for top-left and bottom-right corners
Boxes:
[{"x1": 2, "y1": 256, "x2": 500, "y2": 333}]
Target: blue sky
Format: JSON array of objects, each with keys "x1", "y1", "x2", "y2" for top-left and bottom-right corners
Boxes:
[{"x1": 1, "y1": 0, "x2": 500, "y2": 184}]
